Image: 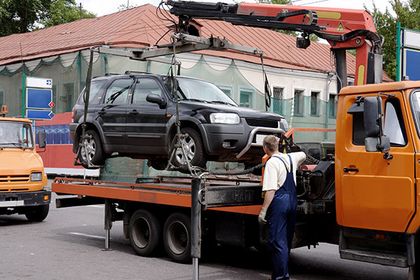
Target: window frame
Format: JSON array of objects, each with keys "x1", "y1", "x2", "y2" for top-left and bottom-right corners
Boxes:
[
  {"x1": 293, "y1": 88, "x2": 305, "y2": 116},
  {"x1": 310, "y1": 91, "x2": 321, "y2": 117}
]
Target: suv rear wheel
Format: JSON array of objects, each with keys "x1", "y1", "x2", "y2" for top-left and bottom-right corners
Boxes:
[
  {"x1": 171, "y1": 127, "x2": 205, "y2": 169},
  {"x1": 78, "y1": 130, "x2": 105, "y2": 168}
]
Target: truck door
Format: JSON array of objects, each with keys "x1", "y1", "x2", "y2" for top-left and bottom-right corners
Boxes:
[
  {"x1": 126, "y1": 78, "x2": 168, "y2": 155},
  {"x1": 336, "y1": 93, "x2": 415, "y2": 233},
  {"x1": 99, "y1": 78, "x2": 133, "y2": 151}
]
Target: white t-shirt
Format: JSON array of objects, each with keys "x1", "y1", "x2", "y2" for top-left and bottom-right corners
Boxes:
[{"x1": 262, "y1": 151, "x2": 306, "y2": 192}]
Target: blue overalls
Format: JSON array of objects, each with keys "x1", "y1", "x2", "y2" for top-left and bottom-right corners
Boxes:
[{"x1": 268, "y1": 154, "x2": 297, "y2": 280}]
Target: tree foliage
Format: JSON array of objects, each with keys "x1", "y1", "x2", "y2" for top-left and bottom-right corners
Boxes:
[
  {"x1": 0, "y1": 0, "x2": 94, "y2": 37},
  {"x1": 42, "y1": 0, "x2": 95, "y2": 27},
  {"x1": 371, "y1": 0, "x2": 420, "y2": 80}
]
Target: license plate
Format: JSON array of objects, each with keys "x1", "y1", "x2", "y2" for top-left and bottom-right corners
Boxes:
[
  {"x1": 0, "y1": 200, "x2": 24, "y2": 207},
  {"x1": 255, "y1": 134, "x2": 265, "y2": 146}
]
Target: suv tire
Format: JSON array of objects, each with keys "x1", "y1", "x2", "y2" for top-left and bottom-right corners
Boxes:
[
  {"x1": 171, "y1": 127, "x2": 205, "y2": 169},
  {"x1": 78, "y1": 130, "x2": 105, "y2": 168}
]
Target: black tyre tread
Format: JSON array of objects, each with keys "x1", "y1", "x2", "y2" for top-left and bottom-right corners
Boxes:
[
  {"x1": 163, "y1": 212, "x2": 191, "y2": 263},
  {"x1": 128, "y1": 209, "x2": 161, "y2": 257},
  {"x1": 78, "y1": 129, "x2": 105, "y2": 168},
  {"x1": 25, "y1": 204, "x2": 49, "y2": 222}
]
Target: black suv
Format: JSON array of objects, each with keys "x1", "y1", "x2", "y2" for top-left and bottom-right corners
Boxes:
[{"x1": 70, "y1": 73, "x2": 287, "y2": 170}]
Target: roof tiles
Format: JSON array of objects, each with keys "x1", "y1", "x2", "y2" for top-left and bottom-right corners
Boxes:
[{"x1": 0, "y1": 4, "x2": 358, "y2": 75}]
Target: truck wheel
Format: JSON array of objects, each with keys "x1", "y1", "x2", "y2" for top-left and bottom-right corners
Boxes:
[
  {"x1": 129, "y1": 209, "x2": 161, "y2": 257},
  {"x1": 171, "y1": 127, "x2": 206, "y2": 170},
  {"x1": 78, "y1": 130, "x2": 105, "y2": 168},
  {"x1": 163, "y1": 213, "x2": 191, "y2": 263},
  {"x1": 25, "y1": 205, "x2": 49, "y2": 222}
]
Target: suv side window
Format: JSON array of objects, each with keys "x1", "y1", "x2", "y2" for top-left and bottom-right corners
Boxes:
[
  {"x1": 133, "y1": 78, "x2": 163, "y2": 105},
  {"x1": 104, "y1": 79, "x2": 132, "y2": 105}
]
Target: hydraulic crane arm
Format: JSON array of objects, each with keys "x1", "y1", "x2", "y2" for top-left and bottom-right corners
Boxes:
[{"x1": 166, "y1": 0, "x2": 383, "y2": 90}]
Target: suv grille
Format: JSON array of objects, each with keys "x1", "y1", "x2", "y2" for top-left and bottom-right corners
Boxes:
[
  {"x1": 0, "y1": 175, "x2": 30, "y2": 183},
  {"x1": 246, "y1": 118, "x2": 278, "y2": 128}
]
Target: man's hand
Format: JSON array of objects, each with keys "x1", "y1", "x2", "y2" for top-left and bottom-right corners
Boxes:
[{"x1": 258, "y1": 207, "x2": 267, "y2": 224}]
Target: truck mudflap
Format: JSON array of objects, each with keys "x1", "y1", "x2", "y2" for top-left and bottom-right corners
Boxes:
[{"x1": 0, "y1": 190, "x2": 51, "y2": 208}]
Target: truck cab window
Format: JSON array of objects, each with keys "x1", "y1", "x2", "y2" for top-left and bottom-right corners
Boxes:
[{"x1": 384, "y1": 99, "x2": 406, "y2": 146}]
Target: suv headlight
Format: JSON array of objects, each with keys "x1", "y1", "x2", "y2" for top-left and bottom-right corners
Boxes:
[
  {"x1": 31, "y1": 172, "x2": 43, "y2": 181},
  {"x1": 210, "y1": 113, "x2": 240, "y2": 124}
]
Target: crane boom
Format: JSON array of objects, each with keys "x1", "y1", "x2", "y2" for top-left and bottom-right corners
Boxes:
[{"x1": 166, "y1": 0, "x2": 383, "y2": 90}]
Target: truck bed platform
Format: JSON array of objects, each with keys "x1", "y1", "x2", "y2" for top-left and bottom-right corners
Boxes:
[{"x1": 52, "y1": 175, "x2": 263, "y2": 214}]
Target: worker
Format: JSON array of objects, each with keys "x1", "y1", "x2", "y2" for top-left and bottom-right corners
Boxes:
[{"x1": 259, "y1": 135, "x2": 306, "y2": 280}]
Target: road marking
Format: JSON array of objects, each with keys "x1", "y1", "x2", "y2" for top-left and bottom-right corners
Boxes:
[{"x1": 69, "y1": 232, "x2": 106, "y2": 240}]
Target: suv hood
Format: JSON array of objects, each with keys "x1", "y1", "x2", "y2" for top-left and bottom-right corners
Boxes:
[{"x1": 179, "y1": 100, "x2": 283, "y2": 119}]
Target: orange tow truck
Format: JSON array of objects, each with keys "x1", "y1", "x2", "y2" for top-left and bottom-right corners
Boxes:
[
  {"x1": 0, "y1": 105, "x2": 50, "y2": 222},
  {"x1": 52, "y1": 2, "x2": 420, "y2": 279}
]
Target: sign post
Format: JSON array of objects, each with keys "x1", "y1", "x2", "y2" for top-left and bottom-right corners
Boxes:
[{"x1": 25, "y1": 77, "x2": 55, "y2": 120}]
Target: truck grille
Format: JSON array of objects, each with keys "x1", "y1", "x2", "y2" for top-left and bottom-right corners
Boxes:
[
  {"x1": 0, "y1": 175, "x2": 30, "y2": 183},
  {"x1": 246, "y1": 118, "x2": 278, "y2": 128}
]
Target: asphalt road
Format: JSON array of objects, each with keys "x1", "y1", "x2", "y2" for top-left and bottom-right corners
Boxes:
[{"x1": 0, "y1": 190, "x2": 409, "y2": 280}]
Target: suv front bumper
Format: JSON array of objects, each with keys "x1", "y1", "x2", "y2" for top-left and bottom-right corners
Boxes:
[{"x1": 200, "y1": 122, "x2": 284, "y2": 161}]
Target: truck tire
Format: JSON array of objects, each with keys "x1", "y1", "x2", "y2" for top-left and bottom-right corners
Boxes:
[
  {"x1": 163, "y1": 212, "x2": 191, "y2": 263},
  {"x1": 171, "y1": 128, "x2": 206, "y2": 170},
  {"x1": 78, "y1": 130, "x2": 105, "y2": 168},
  {"x1": 129, "y1": 209, "x2": 161, "y2": 257},
  {"x1": 25, "y1": 204, "x2": 49, "y2": 222}
]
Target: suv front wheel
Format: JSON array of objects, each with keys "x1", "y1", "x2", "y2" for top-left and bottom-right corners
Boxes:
[
  {"x1": 171, "y1": 127, "x2": 206, "y2": 169},
  {"x1": 78, "y1": 130, "x2": 105, "y2": 168}
]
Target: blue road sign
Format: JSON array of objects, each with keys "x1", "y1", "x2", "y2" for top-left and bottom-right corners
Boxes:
[
  {"x1": 26, "y1": 109, "x2": 54, "y2": 120},
  {"x1": 405, "y1": 49, "x2": 420, "y2": 81},
  {"x1": 26, "y1": 88, "x2": 52, "y2": 109}
]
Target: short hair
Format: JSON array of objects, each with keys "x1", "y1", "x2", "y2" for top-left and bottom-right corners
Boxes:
[{"x1": 263, "y1": 135, "x2": 279, "y2": 153}]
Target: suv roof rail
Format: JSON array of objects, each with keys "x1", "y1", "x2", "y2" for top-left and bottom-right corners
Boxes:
[
  {"x1": 124, "y1": 70, "x2": 151, "y2": 75},
  {"x1": 105, "y1": 73, "x2": 121, "y2": 76}
]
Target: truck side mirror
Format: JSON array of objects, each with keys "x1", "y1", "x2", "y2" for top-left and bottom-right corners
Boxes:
[
  {"x1": 363, "y1": 96, "x2": 391, "y2": 155},
  {"x1": 38, "y1": 130, "x2": 47, "y2": 149}
]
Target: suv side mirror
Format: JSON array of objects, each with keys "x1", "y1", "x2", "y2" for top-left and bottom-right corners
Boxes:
[
  {"x1": 364, "y1": 96, "x2": 391, "y2": 155},
  {"x1": 38, "y1": 130, "x2": 47, "y2": 149},
  {"x1": 146, "y1": 94, "x2": 167, "y2": 109}
]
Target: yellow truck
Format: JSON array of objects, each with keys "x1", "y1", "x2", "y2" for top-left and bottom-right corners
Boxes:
[{"x1": 0, "y1": 105, "x2": 50, "y2": 222}]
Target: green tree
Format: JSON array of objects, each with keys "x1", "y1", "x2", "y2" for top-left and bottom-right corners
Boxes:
[
  {"x1": 0, "y1": 0, "x2": 51, "y2": 36},
  {"x1": 42, "y1": 0, "x2": 95, "y2": 27},
  {"x1": 370, "y1": 0, "x2": 420, "y2": 80},
  {"x1": 0, "y1": 0, "x2": 95, "y2": 37}
]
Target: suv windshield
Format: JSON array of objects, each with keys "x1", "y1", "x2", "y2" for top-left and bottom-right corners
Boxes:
[
  {"x1": 176, "y1": 78, "x2": 237, "y2": 106},
  {"x1": 0, "y1": 121, "x2": 33, "y2": 149}
]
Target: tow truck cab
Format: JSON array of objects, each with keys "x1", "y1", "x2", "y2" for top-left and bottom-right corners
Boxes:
[
  {"x1": 0, "y1": 106, "x2": 50, "y2": 222},
  {"x1": 336, "y1": 81, "x2": 420, "y2": 268}
]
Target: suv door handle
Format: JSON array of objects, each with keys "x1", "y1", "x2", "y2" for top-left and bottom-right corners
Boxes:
[
  {"x1": 129, "y1": 110, "x2": 139, "y2": 115},
  {"x1": 343, "y1": 167, "x2": 359, "y2": 173}
]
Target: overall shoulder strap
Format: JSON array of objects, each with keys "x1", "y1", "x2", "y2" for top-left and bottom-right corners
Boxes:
[{"x1": 271, "y1": 155, "x2": 290, "y2": 173}]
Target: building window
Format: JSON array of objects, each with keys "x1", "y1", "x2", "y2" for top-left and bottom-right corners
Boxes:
[
  {"x1": 240, "y1": 89, "x2": 253, "y2": 108},
  {"x1": 310, "y1": 91, "x2": 320, "y2": 116},
  {"x1": 218, "y1": 86, "x2": 232, "y2": 98},
  {"x1": 272, "y1": 87, "x2": 283, "y2": 114},
  {"x1": 293, "y1": 89, "x2": 304, "y2": 116},
  {"x1": 329, "y1": 94, "x2": 337, "y2": 118},
  {"x1": 0, "y1": 91, "x2": 4, "y2": 107},
  {"x1": 63, "y1": 83, "x2": 75, "y2": 112}
]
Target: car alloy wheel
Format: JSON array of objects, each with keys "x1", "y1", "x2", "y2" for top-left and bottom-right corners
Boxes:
[
  {"x1": 80, "y1": 134, "x2": 96, "y2": 163},
  {"x1": 175, "y1": 133, "x2": 196, "y2": 165}
]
